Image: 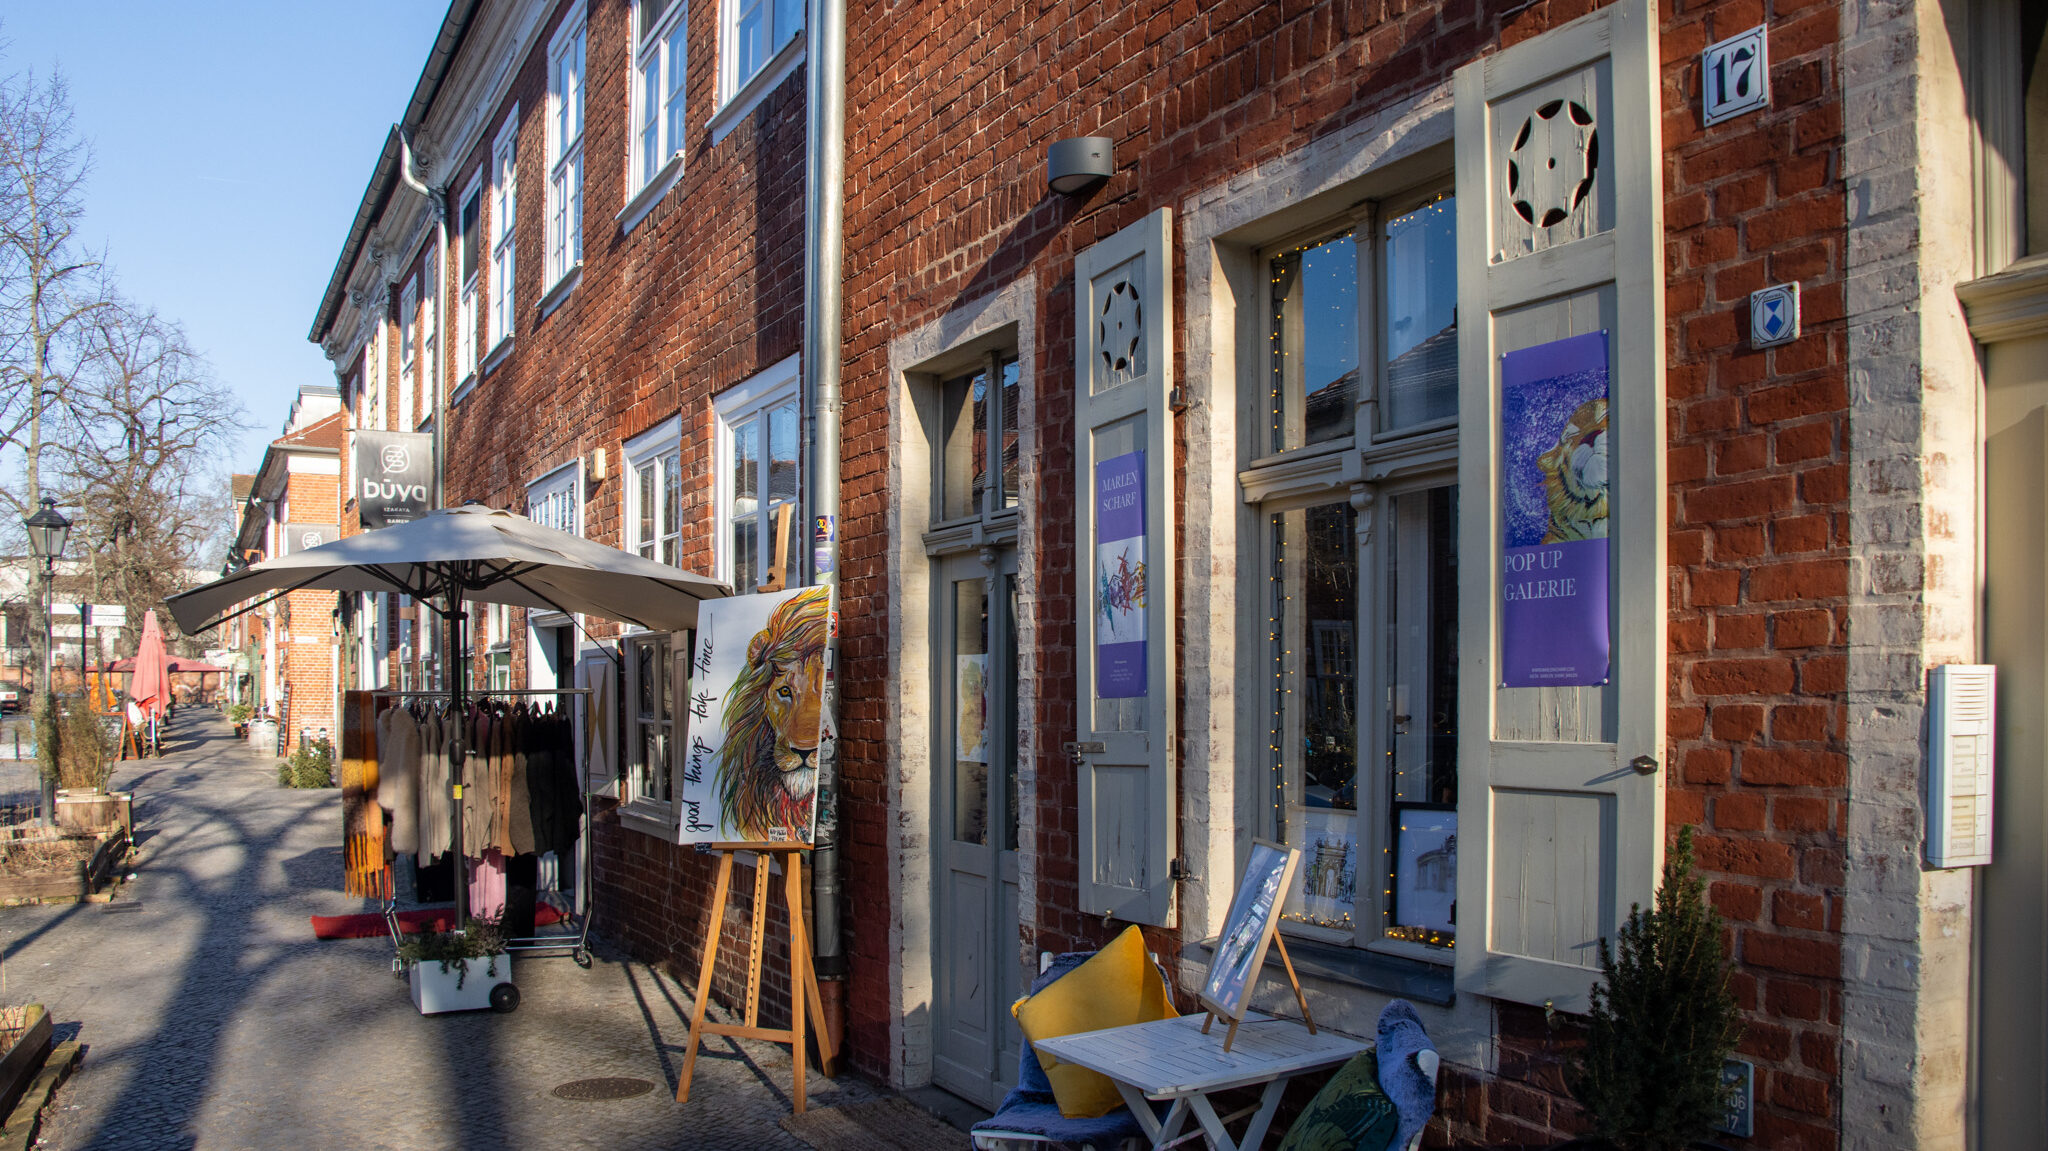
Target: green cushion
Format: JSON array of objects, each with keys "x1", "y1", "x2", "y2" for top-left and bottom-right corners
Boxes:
[{"x1": 1277, "y1": 1050, "x2": 1403, "y2": 1151}]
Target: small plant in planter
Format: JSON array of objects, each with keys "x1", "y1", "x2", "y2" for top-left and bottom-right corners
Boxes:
[
  {"x1": 1566, "y1": 826, "x2": 1743, "y2": 1151},
  {"x1": 397, "y1": 918, "x2": 518, "y2": 1014},
  {"x1": 55, "y1": 705, "x2": 113, "y2": 793},
  {"x1": 226, "y1": 703, "x2": 252, "y2": 736},
  {"x1": 275, "y1": 737, "x2": 335, "y2": 788}
]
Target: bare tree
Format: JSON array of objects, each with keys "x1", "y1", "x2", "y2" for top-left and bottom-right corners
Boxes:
[
  {"x1": 0, "y1": 50, "x2": 110, "y2": 803},
  {"x1": 52, "y1": 300, "x2": 246, "y2": 656},
  {"x1": 0, "y1": 57, "x2": 108, "y2": 529}
]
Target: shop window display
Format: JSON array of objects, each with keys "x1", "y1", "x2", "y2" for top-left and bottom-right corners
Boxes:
[{"x1": 1251, "y1": 192, "x2": 1461, "y2": 954}]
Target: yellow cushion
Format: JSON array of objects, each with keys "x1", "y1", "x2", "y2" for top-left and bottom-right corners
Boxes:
[{"x1": 1011, "y1": 925, "x2": 1179, "y2": 1118}]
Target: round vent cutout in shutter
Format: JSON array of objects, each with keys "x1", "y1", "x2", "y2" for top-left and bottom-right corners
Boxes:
[
  {"x1": 1507, "y1": 99, "x2": 1599, "y2": 229},
  {"x1": 1099, "y1": 280, "x2": 1143, "y2": 376}
]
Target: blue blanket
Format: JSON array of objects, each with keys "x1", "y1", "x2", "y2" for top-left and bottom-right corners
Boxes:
[{"x1": 970, "y1": 951, "x2": 1161, "y2": 1148}]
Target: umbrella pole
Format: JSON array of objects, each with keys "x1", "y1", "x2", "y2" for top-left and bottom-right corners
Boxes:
[{"x1": 448, "y1": 589, "x2": 468, "y2": 928}]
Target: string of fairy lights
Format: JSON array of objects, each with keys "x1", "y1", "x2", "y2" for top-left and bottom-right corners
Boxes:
[{"x1": 1263, "y1": 219, "x2": 1455, "y2": 951}]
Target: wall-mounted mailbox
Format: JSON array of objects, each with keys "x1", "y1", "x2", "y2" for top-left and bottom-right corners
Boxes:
[{"x1": 1926, "y1": 664, "x2": 1996, "y2": 868}]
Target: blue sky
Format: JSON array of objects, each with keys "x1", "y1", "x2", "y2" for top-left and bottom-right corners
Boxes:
[{"x1": 4, "y1": 3, "x2": 449, "y2": 470}]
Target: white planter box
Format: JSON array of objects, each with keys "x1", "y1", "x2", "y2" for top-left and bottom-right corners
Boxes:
[{"x1": 407, "y1": 954, "x2": 514, "y2": 1014}]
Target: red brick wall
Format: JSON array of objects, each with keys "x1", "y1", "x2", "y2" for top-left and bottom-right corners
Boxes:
[
  {"x1": 1658, "y1": 2, "x2": 1847, "y2": 1148},
  {"x1": 836, "y1": 0, "x2": 1851, "y2": 1143},
  {"x1": 420, "y1": 0, "x2": 813, "y2": 1022}
]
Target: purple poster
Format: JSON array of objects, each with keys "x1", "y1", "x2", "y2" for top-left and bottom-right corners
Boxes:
[
  {"x1": 1500, "y1": 331, "x2": 1611, "y2": 688},
  {"x1": 1095, "y1": 450, "x2": 1148, "y2": 698}
]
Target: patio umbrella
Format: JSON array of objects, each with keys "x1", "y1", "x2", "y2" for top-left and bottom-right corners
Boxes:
[
  {"x1": 128, "y1": 610, "x2": 172, "y2": 720},
  {"x1": 165, "y1": 504, "x2": 728, "y2": 635},
  {"x1": 165, "y1": 504, "x2": 732, "y2": 923}
]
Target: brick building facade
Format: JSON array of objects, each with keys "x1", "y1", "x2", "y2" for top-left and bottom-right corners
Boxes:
[
  {"x1": 302, "y1": 0, "x2": 2047, "y2": 1147},
  {"x1": 228, "y1": 388, "x2": 345, "y2": 753}
]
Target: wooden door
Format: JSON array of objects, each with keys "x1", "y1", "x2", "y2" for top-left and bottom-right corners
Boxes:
[{"x1": 932, "y1": 552, "x2": 1024, "y2": 1107}]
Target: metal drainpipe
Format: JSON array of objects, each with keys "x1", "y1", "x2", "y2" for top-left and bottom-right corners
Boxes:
[
  {"x1": 803, "y1": 0, "x2": 849, "y2": 1073},
  {"x1": 397, "y1": 125, "x2": 449, "y2": 509}
]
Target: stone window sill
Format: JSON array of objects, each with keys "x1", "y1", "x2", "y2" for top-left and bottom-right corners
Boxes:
[
  {"x1": 537, "y1": 265, "x2": 581, "y2": 320},
  {"x1": 617, "y1": 155, "x2": 684, "y2": 237},
  {"x1": 1186, "y1": 933, "x2": 1454, "y2": 1006}
]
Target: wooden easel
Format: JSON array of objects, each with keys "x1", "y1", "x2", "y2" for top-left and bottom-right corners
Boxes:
[
  {"x1": 1198, "y1": 930, "x2": 1317, "y2": 1053},
  {"x1": 116, "y1": 714, "x2": 144, "y2": 761},
  {"x1": 676, "y1": 844, "x2": 837, "y2": 1113}
]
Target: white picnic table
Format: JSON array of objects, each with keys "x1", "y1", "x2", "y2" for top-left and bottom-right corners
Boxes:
[{"x1": 1032, "y1": 1012, "x2": 1370, "y2": 1150}]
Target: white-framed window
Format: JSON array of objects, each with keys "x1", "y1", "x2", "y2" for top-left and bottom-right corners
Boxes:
[
  {"x1": 546, "y1": 13, "x2": 586, "y2": 289},
  {"x1": 399, "y1": 275, "x2": 418, "y2": 430},
  {"x1": 630, "y1": 0, "x2": 688, "y2": 198},
  {"x1": 488, "y1": 111, "x2": 519, "y2": 352},
  {"x1": 360, "y1": 318, "x2": 386, "y2": 431},
  {"x1": 934, "y1": 353, "x2": 1020, "y2": 522},
  {"x1": 624, "y1": 414, "x2": 683, "y2": 567},
  {"x1": 719, "y1": 0, "x2": 801, "y2": 108},
  {"x1": 419, "y1": 257, "x2": 437, "y2": 422},
  {"x1": 526, "y1": 459, "x2": 583, "y2": 537},
  {"x1": 456, "y1": 175, "x2": 482, "y2": 380},
  {"x1": 714, "y1": 355, "x2": 800, "y2": 593},
  {"x1": 1242, "y1": 188, "x2": 1462, "y2": 957}
]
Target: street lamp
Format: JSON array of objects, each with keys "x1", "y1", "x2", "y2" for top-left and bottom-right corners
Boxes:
[{"x1": 23, "y1": 497, "x2": 70, "y2": 826}]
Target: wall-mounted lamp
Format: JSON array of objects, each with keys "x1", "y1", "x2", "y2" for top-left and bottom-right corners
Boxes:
[{"x1": 1047, "y1": 137, "x2": 1113, "y2": 195}]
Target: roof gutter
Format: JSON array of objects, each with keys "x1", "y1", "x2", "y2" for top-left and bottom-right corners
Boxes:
[{"x1": 397, "y1": 127, "x2": 449, "y2": 512}]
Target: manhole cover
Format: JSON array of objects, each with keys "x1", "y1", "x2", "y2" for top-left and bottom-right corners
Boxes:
[{"x1": 552, "y1": 1077, "x2": 656, "y2": 1102}]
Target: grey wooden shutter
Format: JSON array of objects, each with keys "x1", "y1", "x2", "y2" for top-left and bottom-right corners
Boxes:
[
  {"x1": 1073, "y1": 208, "x2": 1178, "y2": 927},
  {"x1": 1452, "y1": 0, "x2": 1666, "y2": 1012},
  {"x1": 577, "y1": 651, "x2": 619, "y2": 798}
]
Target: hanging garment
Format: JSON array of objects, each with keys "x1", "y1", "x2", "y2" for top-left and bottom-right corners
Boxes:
[
  {"x1": 524, "y1": 716, "x2": 559, "y2": 856},
  {"x1": 507, "y1": 708, "x2": 537, "y2": 856},
  {"x1": 493, "y1": 704, "x2": 515, "y2": 852},
  {"x1": 377, "y1": 707, "x2": 422, "y2": 855},
  {"x1": 468, "y1": 848, "x2": 508, "y2": 920},
  {"x1": 552, "y1": 711, "x2": 584, "y2": 848},
  {"x1": 419, "y1": 709, "x2": 452, "y2": 859},
  {"x1": 342, "y1": 699, "x2": 388, "y2": 897},
  {"x1": 462, "y1": 706, "x2": 493, "y2": 852}
]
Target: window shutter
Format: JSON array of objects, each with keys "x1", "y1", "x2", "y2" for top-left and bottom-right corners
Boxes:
[
  {"x1": 1073, "y1": 207, "x2": 1178, "y2": 927},
  {"x1": 1453, "y1": 0, "x2": 1665, "y2": 1012},
  {"x1": 577, "y1": 652, "x2": 619, "y2": 798}
]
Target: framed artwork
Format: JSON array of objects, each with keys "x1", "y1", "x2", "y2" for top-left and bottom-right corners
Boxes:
[
  {"x1": 1200, "y1": 839, "x2": 1302, "y2": 1023},
  {"x1": 1391, "y1": 805, "x2": 1457, "y2": 940},
  {"x1": 675, "y1": 585, "x2": 831, "y2": 845}
]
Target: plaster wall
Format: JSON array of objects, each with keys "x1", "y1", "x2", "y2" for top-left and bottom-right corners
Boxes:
[{"x1": 1838, "y1": 2, "x2": 1982, "y2": 1148}]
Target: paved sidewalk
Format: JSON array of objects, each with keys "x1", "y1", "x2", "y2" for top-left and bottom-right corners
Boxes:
[{"x1": 2, "y1": 719, "x2": 885, "y2": 1150}]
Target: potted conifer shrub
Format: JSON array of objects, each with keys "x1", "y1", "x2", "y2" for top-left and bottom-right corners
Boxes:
[{"x1": 1562, "y1": 826, "x2": 1743, "y2": 1151}]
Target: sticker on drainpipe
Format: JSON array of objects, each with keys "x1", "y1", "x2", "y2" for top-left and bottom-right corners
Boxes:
[{"x1": 813, "y1": 514, "x2": 837, "y2": 576}]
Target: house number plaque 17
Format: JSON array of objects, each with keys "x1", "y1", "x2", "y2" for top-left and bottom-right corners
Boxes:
[{"x1": 1701, "y1": 25, "x2": 1770, "y2": 127}]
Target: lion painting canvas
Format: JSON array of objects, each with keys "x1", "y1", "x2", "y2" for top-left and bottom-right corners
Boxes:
[{"x1": 676, "y1": 585, "x2": 832, "y2": 844}]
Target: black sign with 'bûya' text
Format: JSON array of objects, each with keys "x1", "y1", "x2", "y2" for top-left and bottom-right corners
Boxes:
[
  {"x1": 285, "y1": 524, "x2": 340, "y2": 554},
  {"x1": 352, "y1": 431, "x2": 435, "y2": 529}
]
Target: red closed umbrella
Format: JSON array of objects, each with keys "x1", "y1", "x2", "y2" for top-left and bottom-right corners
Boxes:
[{"x1": 128, "y1": 609, "x2": 171, "y2": 720}]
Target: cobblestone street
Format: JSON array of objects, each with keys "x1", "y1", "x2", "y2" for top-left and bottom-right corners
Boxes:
[{"x1": 2, "y1": 719, "x2": 886, "y2": 1150}]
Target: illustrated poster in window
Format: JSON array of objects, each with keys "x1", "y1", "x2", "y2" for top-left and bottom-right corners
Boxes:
[
  {"x1": 676, "y1": 585, "x2": 831, "y2": 844},
  {"x1": 955, "y1": 653, "x2": 988, "y2": 762},
  {"x1": 1499, "y1": 330, "x2": 1610, "y2": 687},
  {"x1": 1094, "y1": 449, "x2": 1147, "y2": 698}
]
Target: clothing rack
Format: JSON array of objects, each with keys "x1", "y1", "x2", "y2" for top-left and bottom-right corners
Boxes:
[{"x1": 373, "y1": 685, "x2": 598, "y2": 968}]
